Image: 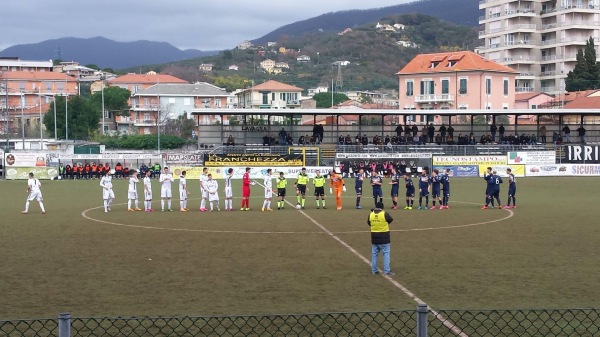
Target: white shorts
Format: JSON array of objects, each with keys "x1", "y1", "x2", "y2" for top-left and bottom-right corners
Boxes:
[
  {"x1": 225, "y1": 186, "x2": 233, "y2": 199},
  {"x1": 202, "y1": 189, "x2": 209, "y2": 199},
  {"x1": 264, "y1": 188, "x2": 272, "y2": 199},
  {"x1": 209, "y1": 192, "x2": 219, "y2": 202},
  {"x1": 103, "y1": 189, "x2": 115, "y2": 200},
  {"x1": 179, "y1": 189, "x2": 187, "y2": 200},
  {"x1": 128, "y1": 191, "x2": 138, "y2": 200},
  {"x1": 161, "y1": 187, "x2": 172, "y2": 198},
  {"x1": 144, "y1": 191, "x2": 152, "y2": 200},
  {"x1": 27, "y1": 191, "x2": 43, "y2": 202}
]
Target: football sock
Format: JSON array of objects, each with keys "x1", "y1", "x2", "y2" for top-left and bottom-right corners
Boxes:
[
  {"x1": 201, "y1": 199, "x2": 206, "y2": 209},
  {"x1": 419, "y1": 197, "x2": 422, "y2": 206},
  {"x1": 426, "y1": 196, "x2": 429, "y2": 205},
  {"x1": 301, "y1": 199, "x2": 305, "y2": 207},
  {"x1": 393, "y1": 200, "x2": 397, "y2": 207},
  {"x1": 356, "y1": 197, "x2": 361, "y2": 206},
  {"x1": 297, "y1": 195, "x2": 301, "y2": 204},
  {"x1": 24, "y1": 201, "x2": 30, "y2": 212},
  {"x1": 128, "y1": 200, "x2": 132, "y2": 209},
  {"x1": 180, "y1": 200, "x2": 184, "y2": 209},
  {"x1": 161, "y1": 200, "x2": 165, "y2": 210},
  {"x1": 322, "y1": 200, "x2": 325, "y2": 207},
  {"x1": 104, "y1": 199, "x2": 109, "y2": 211},
  {"x1": 316, "y1": 200, "x2": 320, "y2": 206},
  {"x1": 135, "y1": 200, "x2": 139, "y2": 209},
  {"x1": 39, "y1": 202, "x2": 45, "y2": 213},
  {"x1": 432, "y1": 200, "x2": 436, "y2": 206},
  {"x1": 512, "y1": 197, "x2": 516, "y2": 206},
  {"x1": 267, "y1": 200, "x2": 271, "y2": 208},
  {"x1": 406, "y1": 199, "x2": 409, "y2": 206},
  {"x1": 168, "y1": 200, "x2": 172, "y2": 210},
  {"x1": 411, "y1": 200, "x2": 414, "y2": 206}
]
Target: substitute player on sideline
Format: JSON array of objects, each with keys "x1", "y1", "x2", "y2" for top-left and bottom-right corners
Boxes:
[
  {"x1": 179, "y1": 170, "x2": 189, "y2": 212},
  {"x1": 262, "y1": 169, "x2": 273, "y2": 211},
  {"x1": 313, "y1": 169, "x2": 327, "y2": 209},
  {"x1": 159, "y1": 166, "x2": 174, "y2": 212},
  {"x1": 295, "y1": 167, "x2": 309, "y2": 209},
  {"x1": 127, "y1": 170, "x2": 142, "y2": 211},
  {"x1": 224, "y1": 168, "x2": 234, "y2": 211},
  {"x1": 329, "y1": 168, "x2": 346, "y2": 210},
  {"x1": 100, "y1": 170, "x2": 115, "y2": 213},
  {"x1": 241, "y1": 167, "x2": 251, "y2": 211},
  {"x1": 506, "y1": 168, "x2": 517, "y2": 208},
  {"x1": 22, "y1": 172, "x2": 46, "y2": 214},
  {"x1": 143, "y1": 170, "x2": 153, "y2": 212},
  {"x1": 276, "y1": 172, "x2": 287, "y2": 210}
]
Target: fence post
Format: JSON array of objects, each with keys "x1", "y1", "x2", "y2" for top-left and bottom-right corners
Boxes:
[
  {"x1": 58, "y1": 313, "x2": 71, "y2": 337},
  {"x1": 416, "y1": 303, "x2": 428, "y2": 337}
]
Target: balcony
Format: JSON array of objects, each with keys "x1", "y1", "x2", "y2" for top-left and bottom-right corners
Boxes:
[
  {"x1": 541, "y1": 86, "x2": 556, "y2": 92},
  {"x1": 541, "y1": 55, "x2": 558, "y2": 61},
  {"x1": 132, "y1": 104, "x2": 159, "y2": 111},
  {"x1": 415, "y1": 94, "x2": 454, "y2": 103},
  {"x1": 134, "y1": 119, "x2": 156, "y2": 127},
  {"x1": 516, "y1": 87, "x2": 535, "y2": 92},
  {"x1": 540, "y1": 71, "x2": 556, "y2": 77}
]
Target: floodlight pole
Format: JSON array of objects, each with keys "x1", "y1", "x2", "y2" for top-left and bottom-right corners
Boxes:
[
  {"x1": 39, "y1": 92, "x2": 43, "y2": 148},
  {"x1": 53, "y1": 96, "x2": 57, "y2": 141},
  {"x1": 20, "y1": 91, "x2": 25, "y2": 149},
  {"x1": 101, "y1": 73, "x2": 105, "y2": 134}
]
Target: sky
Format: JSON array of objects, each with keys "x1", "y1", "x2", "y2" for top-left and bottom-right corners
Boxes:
[{"x1": 1, "y1": 0, "x2": 411, "y2": 51}]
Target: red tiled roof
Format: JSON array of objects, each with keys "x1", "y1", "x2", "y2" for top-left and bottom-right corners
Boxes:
[
  {"x1": 250, "y1": 80, "x2": 302, "y2": 92},
  {"x1": 397, "y1": 51, "x2": 518, "y2": 75},
  {"x1": 109, "y1": 73, "x2": 187, "y2": 84},
  {"x1": 515, "y1": 92, "x2": 552, "y2": 101},
  {"x1": 0, "y1": 71, "x2": 77, "y2": 81},
  {"x1": 563, "y1": 96, "x2": 600, "y2": 109},
  {"x1": 562, "y1": 89, "x2": 599, "y2": 102}
]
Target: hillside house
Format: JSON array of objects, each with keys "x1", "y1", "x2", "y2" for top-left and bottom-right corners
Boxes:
[
  {"x1": 228, "y1": 64, "x2": 239, "y2": 71},
  {"x1": 297, "y1": 55, "x2": 311, "y2": 62},
  {"x1": 237, "y1": 41, "x2": 253, "y2": 50},
  {"x1": 259, "y1": 59, "x2": 276, "y2": 72},
  {"x1": 199, "y1": 64, "x2": 214, "y2": 72},
  {"x1": 236, "y1": 80, "x2": 302, "y2": 110}
]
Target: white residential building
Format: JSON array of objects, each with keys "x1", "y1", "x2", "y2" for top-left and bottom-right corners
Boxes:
[{"x1": 478, "y1": 0, "x2": 600, "y2": 95}]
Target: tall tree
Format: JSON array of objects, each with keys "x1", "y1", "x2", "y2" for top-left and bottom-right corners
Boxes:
[
  {"x1": 566, "y1": 37, "x2": 600, "y2": 91},
  {"x1": 42, "y1": 95, "x2": 101, "y2": 140},
  {"x1": 313, "y1": 92, "x2": 349, "y2": 108}
]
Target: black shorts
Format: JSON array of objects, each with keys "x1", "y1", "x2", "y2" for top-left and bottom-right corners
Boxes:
[
  {"x1": 278, "y1": 188, "x2": 286, "y2": 197},
  {"x1": 314, "y1": 186, "x2": 325, "y2": 196},
  {"x1": 296, "y1": 184, "x2": 307, "y2": 195}
]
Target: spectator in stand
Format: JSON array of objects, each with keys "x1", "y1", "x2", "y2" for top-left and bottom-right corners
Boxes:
[
  {"x1": 263, "y1": 134, "x2": 270, "y2": 146},
  {"x1": 312, "y1": 125, "x2": 320, "y2": 144},
  {"x1": 362, "y1": 134, "x2": 369, "y2": 146},
  {"x1": 338, "y1": 135, "x2": 344, "y2": 145},
  {"x1": 446, "y1": 135, "x2": 455, "y2": 145},
  {"x1": 530, "y1": 134, "x2": 538, "y2": 145},
  {"x1": 539, "y1": 125, "x2": 547, "y2": 143},
  {"x1": 421, "y1": 125, "x2": 428, "y2": 144},
  {"x1": 490, "y1": 123, "x2": 498, "y2": 143},
  {"x1": 427, "y1": 123, "x2": 435, "y2": 143},
  {"x1": 411, "y1": 124, "x2": 419, "y2": 139},
  {"x1": 499, "y1": 124, "x2": 505, "y2": 143},
  {"x1": 286, "y1": 134, "x2": 294, "y2": 145},
  {"x1": 480, "y1": 134, "x2": 487, "y2": 144},
  {"x1": 395, "y1": 124, "x2": 403, "y2": 140},
  {"x1": 298, "y1": 134, "x2": 305, "y2": 145},
  {"x1": 439, "y1": 124, "x2": 447, "y2": 140},
  {"x1": 413, "y1": 132, "x2": 420, "y2": 145},
  {"x1": 552, "y1": 131, "x2": 559, "y2": 145},
  {"x1": 577, "y1": 125, "x2": 586, "y2": 143},
  {"x1": 279, "y1": 128, "x2": 287, "y2": 145},
  {"x1": 469, "y1": 133, "x2": 476, "y2": 145},
  {"x1": 384, "y1": 135, "x2": 390, "y2": 145},
  {"x1": 344, "y1": 134, "x2": 352, "y2": 145},
  {"x1": 435, "y1": 133, "x2": 442, "y2": 145},
  {"x1": 562, "y1": 125, "x2": 571, "y2": 143},
  {"x1": 227, "y1": 135, "x2": 235, "y2": 146},
  {"x1": 447, "y1": 125, "x2": 454, "y2": 138}
]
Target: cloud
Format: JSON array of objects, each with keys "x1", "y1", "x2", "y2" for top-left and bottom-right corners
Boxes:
[{"x1": 0, "y1": 0, "x2": 409, "y2": 51}]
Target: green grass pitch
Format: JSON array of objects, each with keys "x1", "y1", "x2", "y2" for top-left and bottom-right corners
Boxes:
[{"x1": 0, "y1": 176, "x2": 598, "y2": 319}]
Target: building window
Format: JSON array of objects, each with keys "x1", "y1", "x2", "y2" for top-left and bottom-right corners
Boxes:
[
  {"x1": 486, "y1": 78, "x2": 491, "y2": 95},
  {"x1": 262, "y1": 92, "x2": 268, "y2": 105},
  {"x1": 45, "y1": 82, "x2": 52, "y2": 91},
  {"x1": 420, "y1": 80, "x2": 434, "y2": 95},
  {"x1": 183, "y1": 98, "x2": 191, "y2": 106},
  {"x1": 406, "y1": 81, "x2": 414, "y2": 96},
  {"x1": 441, "y1": 79, "x2": 449, "y2": 94},
  {"x1": 503, "y1": 79, "x2": 509, "y2": 96},
  {"x1": 459, "y1": 78, "x2": 467, "y2": 94}
]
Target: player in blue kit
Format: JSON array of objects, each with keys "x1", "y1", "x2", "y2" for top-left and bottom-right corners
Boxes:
[
  {"x1": 482, "y1": 168, "x2": 503, "y2": 209},
  {"x1": 506, "y1": 168, "x2": 517, "y2": 208},
  {"x1": 417, "y1": 169, "x2": 431, "y2": 209},
  {"x1": 440, "y1": 168, "x2": 451, "y2": 209},
  {"x1": 403, "y1": 173, "x2": 415, "y2": 210},
  {"x1": 388, "y1": 167, "x2": 401, "y2": 209},
  {"x1": 370, "y1": 171, "x2": 383, "y2": 207},
  {"x1": 429, "y1": 169, "x2": 441, "y2": 209},
  {"x1": 355, "y1": 168, "x2": 365, "y2": 209}
]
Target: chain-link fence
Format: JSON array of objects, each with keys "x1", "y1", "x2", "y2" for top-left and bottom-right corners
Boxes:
[{"x1": 1, "y1": 306, "x2": 599, "y2": 337}]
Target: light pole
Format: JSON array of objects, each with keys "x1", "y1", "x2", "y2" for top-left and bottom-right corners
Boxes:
[
  {"x1": 38, "y1": 92, "x2": 43, "y2": 148},
  {"x1": 101, "y1": 73, "x2": 105, "y2": 134},
  {"x1": 20, "y1": 91, "x2": 25, "y2": 149},
  {"x1": 65, "y1": 93, "x2": 68, "y2": 141},
  {"x1": 157, "y1": 95, "x2": 161, "y2": 153},
  {"x1": 53, "y1": 96, "x2": 57, "y2": 142}
]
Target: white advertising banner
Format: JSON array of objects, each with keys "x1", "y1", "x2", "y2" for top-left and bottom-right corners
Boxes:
[
  {"x1": 507, "y1": 151, "x2": 555, "y2": 165},
  {"x1": 336, "y1": 153, "x2": 433, "y2": 159},
  {"x1": 526, "y1": 164, "x2": 600, "y2": 176},
  {"x1": 184, "y1": 166, "x2": 334, "y2": 180},
  {"x1": 433, "y1": 155, "x2": 507, "y2": 166},
  {"x1": 59, "y1": 153, "x2": 158, "y2": 160},
  {"x1": 4, "y1": 152, "x2": 48, "y2": 167}
]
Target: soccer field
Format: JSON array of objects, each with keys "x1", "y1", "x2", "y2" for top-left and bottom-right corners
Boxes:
[{"x1": 0, "y1": 176, "x2": 598, "y2": 320}]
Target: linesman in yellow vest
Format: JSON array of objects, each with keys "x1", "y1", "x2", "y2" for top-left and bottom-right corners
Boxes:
[
  {"x1": 368, "y1": 201, "x2": 395, "y2": 276},
  {"x1": 312, "y1": 170, "x2": 327, "y2": 209}
]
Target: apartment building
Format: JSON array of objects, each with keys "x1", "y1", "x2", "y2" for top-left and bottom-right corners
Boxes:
[{"x1": 478, "y1": 0, "x2": 600, "y2": 95}]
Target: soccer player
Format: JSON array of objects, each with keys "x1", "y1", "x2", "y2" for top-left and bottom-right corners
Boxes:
[
  {"x1": 206, "y1": 173, "x2": 220, "y2": 211},
  {"x1": 417, "y1": 169, "x2": 431, "y2": 209},
  {"x1": 127, "y1": 170, "x2": 142, "y2": 211},
  {"x1": 241, "y1": 167, "x2": 251, "y2": 211},
  {"x1": 276, "y1": 172, "x2": 287, "y2": 210},
  {"x1": 313, "y1": 169, "x2": 327, "y2": 209},
  {"x1": 100, "y1": 170, "x2": 115, "y2": 213},
  {"x1": 329, "y1": 168, "x2": 346, "y2": 210},
  {"x1": 159, "y1": 166, "x2": 173, "y2": 211},
  {"x1": 199, "y1": 167, "x2": 209, "y2": 212},
  {"x1": 179, "y1": 170, "x2": 189, "y2": 212},
  {"x1": 506, "y1": 168, "x2": 517, "y2": 208},
  {"x1": 143, "y1": 170, "x2": 153, "y2": 212},
  {"x1": 22, "y1": 172, "x2": 46, "y2": 214},
  {"x1": 295, "y1": 167, "x2": 309, "y2": 209},
  {"x1": 482, "y1": 168, "x2": 503, "y2": 209},
  {"x1": 224, "y1": 168, "x2": 234, "y2": 211},
  {"x1": 370, "y1": 171, "x2": 383, "y2": 207},
  {"x1": 492, "y1": 170, "x2": 503, "y2": 208},
  {"x1": 388, "y1": 167, "x2": 400, "y2": 210},
  {"x1": 355, "y1": 168, "x2": 365, "y2": 209},
  {"x1": 440, "y1": 168, "x2": 451, "y2": 209},
  {"x1": 430, "y1": 169, "x2": 441, "y2": 209},
  {"x1": 403, "y1": 173, "x2": 415, "y2": 210},
  {"x1": 262, "y1": 168, "x2": 274, "y2": 211}
]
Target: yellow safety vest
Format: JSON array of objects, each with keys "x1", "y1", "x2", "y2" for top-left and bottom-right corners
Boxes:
[
  {"x1": 369, "y1": 211, "x2": 389, "y2": 233},
  {"x1": 297, "y1": 173, "x2": 309, "y2": 185},
  {"x1": 277, "y1": 178, "x2": 287, "y2": 189},
  {"x1": 313, "y1": 176, "x2": 325, "y2": 187}
]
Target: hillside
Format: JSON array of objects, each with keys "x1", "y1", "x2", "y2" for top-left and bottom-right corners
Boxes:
[
  {"x1": 144, "y1": 14, "x2": 479, "y2": 92},
  {"x1": 0, "y1": 37, "x2": 217, "y2": 69},
  {"x1": 253, "y1": 0, "x2": 480, "y2": 45}
]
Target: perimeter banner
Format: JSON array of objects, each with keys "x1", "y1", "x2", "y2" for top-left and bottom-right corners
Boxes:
[
  {"x1": 565, "y1": 145, "x2": 600, "y2": 163},
  {"x1": 432, "y1": 155, "x2": 507, "y2": 166},
  {"x1": 336, "y1": 153, "x2": 433, "y2": 159},
  {"x1": 203, "y1": 153, "x2": 303, "y2": 166},
  {"x1": 5, "y1": 166, "x2": 59, "y2": 180}
]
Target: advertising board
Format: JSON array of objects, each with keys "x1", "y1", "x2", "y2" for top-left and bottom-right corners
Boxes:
[{"x1": 507, "y1": 151, "x2": 555, "y2": 165}]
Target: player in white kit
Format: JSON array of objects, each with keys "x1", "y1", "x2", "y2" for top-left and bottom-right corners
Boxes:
[
  {"x1": 262, "y1": 168, "x2": 273, "y2": 211},
  {"x1": 224, "y1": 168, "x2": 234, "y2": 211},
  {"x1": 127, "y1": 170, "x2": 142, "y2": 211},
  {"x1": 159, "y1": 166, "x2": 173, "y2": 211},
  {"x1": 100, "y1": 170, "x2": 115, "y2": 212},
  {"x1": 199, "y1": 167, "x2": 209, "y2": 211},
  {"x1": 22, "y1": 172, "x2": 46, "y2": 214},
  {"x1": 179, "y1": 170, "x2": 190, "y2": 212},
  {"x1": 143, "y1": 170, "x2": 153, "y2": 212},
  {"x1": 206, "y1": 173, "x2": 220, "y2": 211}
]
